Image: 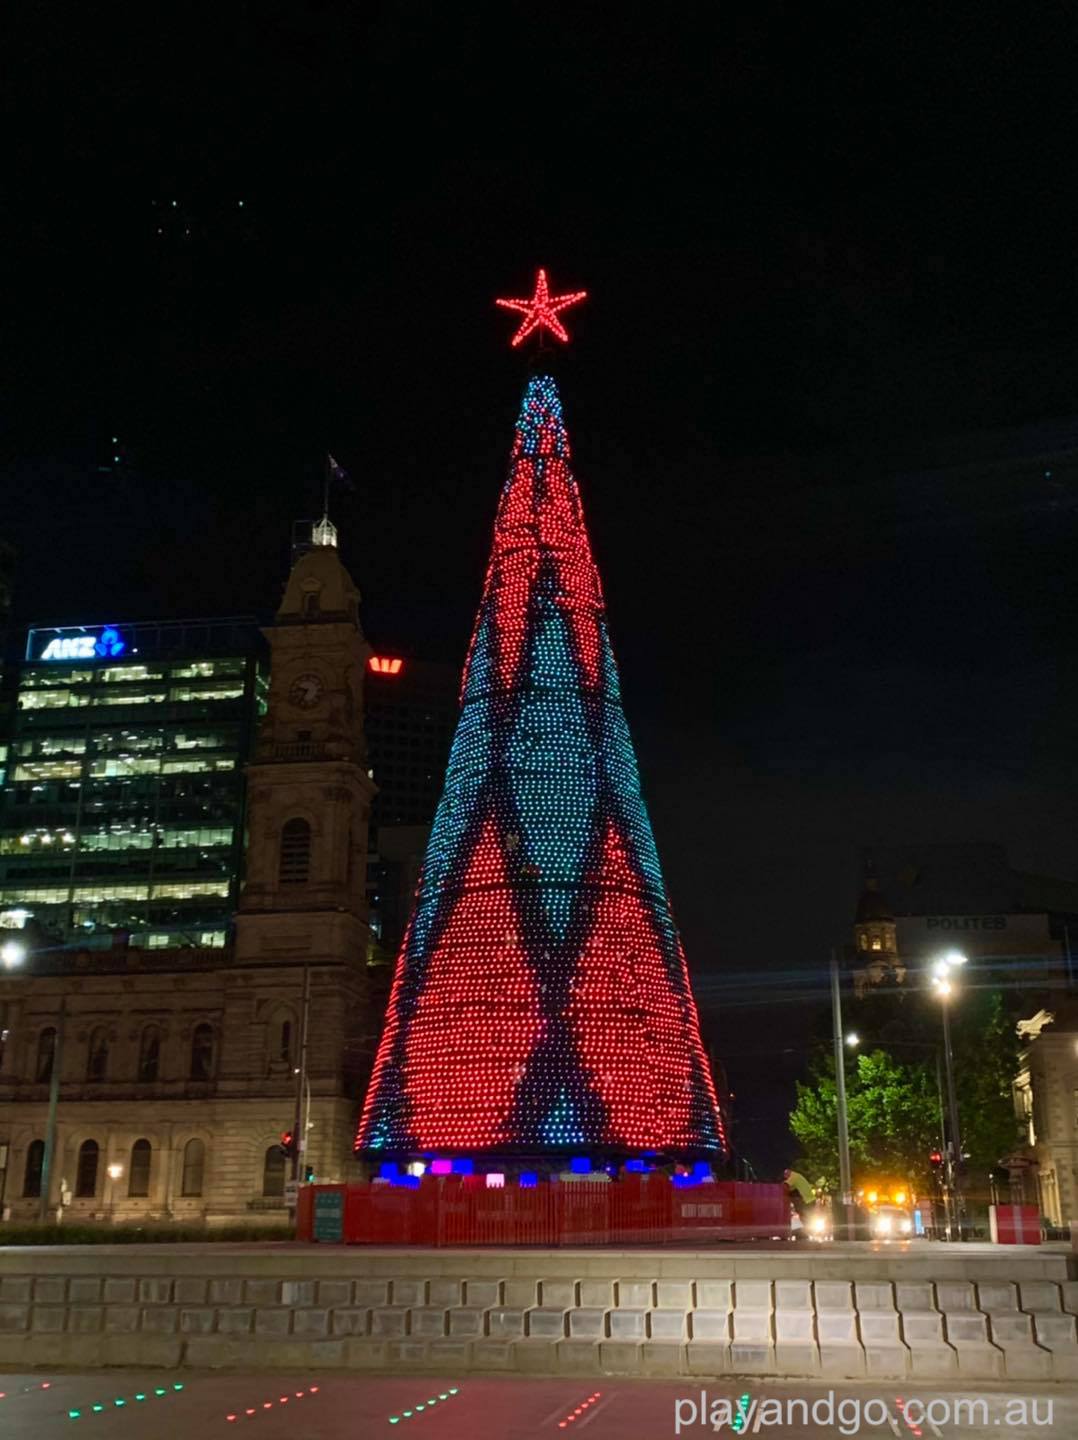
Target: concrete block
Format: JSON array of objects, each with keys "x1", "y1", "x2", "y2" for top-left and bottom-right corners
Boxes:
[
  {"x1": 556, "y1": 1339, "x2": 602, "y2": 1375},
  {"x1": 579, "y1": 1279, "x2": 614, "y2": 1308},
  {"x1": 33, "y1": 1278, "x2": 66, "y2": 1304},
  {"x1": 68, "y1": 1306, "x2": 103, "y2": 1333},
  {"x1": 527, "y1": 1307, "x2": 567, "y2": 1339},
  {"x1": 180, "y1": 1308, "x2": 216, "y2": 1335},
  {"x1": 391, "y1": 1278, "x2": 426, "y2": 1307},
  {"x1": 895, "y1": 1282, "x2": 935, "y2": 1314},
  {"x1": 471, "y1": 1338, "x2": 515, "y2": 1370},
  {"x1": 409, "y1": 1307, "x2": 447, "y2": 1338},
  {"x1": 686, "y1": 1341, "x2": 730, "y2": 1376},
  {"x1": 293, "y1": 1308, "x2": 330, "y2": 1337},
  {"x1": 600, "y1": 1340, "x2": 643, "y2": 1374},
  {"x1": 385, "y1": 1339, "x2": 428, "y2": 1367},
  {"x1": 503, "y1": 1279, "x2": 538, "y2": 1308},
  {"x1": 140, "y1": 1307, "x2": 179, "y2": 1334},
  {"x1": 488, "y1": 1307, "x2": 525, "y2": 1339},
  {"x1": 102, "y1": 1334, "x2": 183, "y2": 1368},
  {"x1": 136, "y1": 1278, "x2": 171, "y2": 1305},
  {"x1": 990, "y1": 1312, "x2": 1036, "y2": 1345},
  {"x1": 69, "y1": 1278, "x2": 103, "y2": 1304},
  {"x1": 1051, "y1": 1349, "x2": 1078, "y2": 1380},
  {"x1": 649, "y1": 1309, "x2": 687, "y2": 1341},
  {"x1": 174, "y1": 1278, "x2": 208, "y2": 1305},
  {"x1": 217, "y1": 1307, "x2": 254, "y2": 1335},
  {"x1": 103, "y1": 1278, "x2": 136, "y2": 1304},
  {"x1": 818, "y1": 1312, "x2": 857, "y2": 1345},
  {"x1": 308, "y1": 1339, "x2": 347, "y2": 1366},
  {"x1": 185, "y1": 1336, "x2": 256, "y2": 1369},
  {"x1": 902, "y1": 1312, "x2": 946, "y2": 1345},
  {"x1": 539, "y1": 1279, "x2": 576, "y2": 1309},
  {"x1": 30, "y1": 1307, "x2": 66, "y2": 1333},
  {"x1": 0, "y1": 1277, "x2": 32, "y2": 1303},
  {"x1": 855, "y1": 1282, "x2": 896, "y2": 1311},
  {"x1": 905, "y1": 1341, "x2": 958, "y2": 1377},
  {"x1": 370, "y1": 1307, "x2": 409, "y2": 1338},
  {"x1": 691, "y1": 1309, "x2": 730, "y2": 1341},
  {"x1": 448, "y1": 1307, "x2": 487, "y2": 1337},
  {"x1": 859, "y1": 1311, "x2": 902, "y2": 1345},
  {"x1": 616, "y1": 1280, "x2": 653, "y2": 1308},
  {"x1": 732, "y1": 1307, "x2": 772, "y2": 1343},
  {"x1": 104, "y1": 1305, "x2": 141, "y2": 1333},
  {"x1": 861, "y1": 1340, "x2": 909, "y2": 1379},
  {"x1": 815, "y1": 1281, "x2": 854, "y2": 1312},
  {"x1": 818, "y1": 1340, "x2": 865, "y2": 1379},
  {"x1": 516, "y1": 1339, "x2": 559, "y2": 1373},
  {"x1": 639, "y1": 1341, "x2": 686, "y2": 1377},
  {"x1": 465, "y1": 1279, "x2": 502, "y2": 1308},
  {"x1": 254, "y1": 1308, "x2": 293, "y2": 1336},
  {"x1": 696, "y1": 1280, "x2": 732, "y2": 1310},
  {"x1": 317, "y1": 1280, "x2": 352, "y2": 1308},
  {"x1": 1021, "y1": 1281, "x2": 1062, "y2": 1312},
  {"x1": 954, "y1": 1343, "x2": 1005, "y2": 1378},
  {"x1": 936, "y1": 1282, "x2": 977, "y2": 1312},
  {"x1": 280, "y1": 1280, "x2": 316, "y2": 1307},
  {"x1": 427, "y1": 1339, "x2": 472, "y2": 1368},
  {"x1": 775, "y1": 1306, "x2": 819, "y2": 1375},
  {"x1": 735, "y1": 1280, "x2": 772, "y2": 1310},
  {"x1": 775, "y1": 1279, "x2": 813, "y2": 1311},
  {"x1": 609, "y1": 1308, "x2": 646, "y2": 1340},
  {"x1": 978, "y1": 1282, "x2": 1018, "y2": 1312},
  {"x1": 344, "y1": 1338, "x2": 390, "y2": 1368},
  {"x1": 568, "y1": 1307, "x2": 606, "y2": 1339},
  {"x1": 428, "y1": 1279, "x2": 463, "y2": 1308},
  {"x1": 1034, "y1": 1313, "x2": 1078, "y2": 1350},
  {"x1": 354, "y1": 1280, "x2": 390, "y2": 1307},
  {"x1": 656, "y1": 1281, "x2": 693, "y2": 1310},
  {"x1": 209, "y1": 1278, "x2": 244, "y2": 1306},
  {"x1": 331, "y1": 1308, "x2": 370, "y2": 1336},
  {"x1": 729, "y1": 1340, "x2": 775, "y2": 1373},
  {"x1": 243, "y1": 1279, "x2": 280, "y2": 1306},
  {"x1": 945, "y1": 1312, "x2": 991, "y2": 1345}
]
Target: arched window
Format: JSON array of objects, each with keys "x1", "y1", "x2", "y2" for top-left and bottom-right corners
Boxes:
[
  {"x1": 278, "y1": 1018, "x2": 293, "y2": 1065},
  {"x1": 23, "y1": 1139, "x2": 45, "y2": 1197},
  {"x1": 303, "y1": 592, "x2": 320, "y2": 618},
  {"x1": 181, "y1": 1138, "x2": 205, "y2": 1197},
  {"x1": 128, "y1": 1139, "x2": 151, "y2": 1197},
  {"x1": 86, "y1": 1028, "x2": 109, "y2": 1082},
  {"x1": 190, "y1": 1023, "x2": 214, "y2": 1081},
  {"x1": 279, "y1": 818, "x2": 311, "y2": 885},
  {"x1": 35, "y1": 1028, "x2": 56, "y2": 1083},
  {"x1": 75, "y1": 1139, "x2": 99, "y2": 1197},
  {"x1": 262, "y1": 1143, "x2": 286, "y2": 1198},
  {"x1": 138, "y1": 1025, "x2": 161, "y2": 1082},
  {"x1": 870, "y1": 935, "x2": 882, "y2": 952}
]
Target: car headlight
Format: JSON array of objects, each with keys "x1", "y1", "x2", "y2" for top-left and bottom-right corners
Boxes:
[
  {"x1": 811, "y1": 1215, "x2": 826, "y2": 1233},
  {"x1": 900, "y1": 1218, "x2": 912, "y2": 1234},
  {"x1": 874, "y1": 1215, "x2": 892, "y2": 1234}
]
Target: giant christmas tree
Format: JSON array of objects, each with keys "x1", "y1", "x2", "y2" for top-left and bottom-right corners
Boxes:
[{"x1": 356, "y1": 272, "x2": 725, "y2": 1159}]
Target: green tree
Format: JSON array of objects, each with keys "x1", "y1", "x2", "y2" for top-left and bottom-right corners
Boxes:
[{"x1": 789, "y1": 1049, "x2": 940, "y2": 1191}]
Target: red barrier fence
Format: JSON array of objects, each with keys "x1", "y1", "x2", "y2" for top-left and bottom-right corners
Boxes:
[{"x1": 296, "y1": 1175, "x2": 787, "y2": 1246}]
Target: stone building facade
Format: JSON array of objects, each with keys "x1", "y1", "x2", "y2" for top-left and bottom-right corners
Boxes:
[
  {"x1": 0, "y1": 524, "x2": 379, "y2": 1223},
  {"x1": 1013, "y1": 1005, "x2": 1078, "y2": 1226}
]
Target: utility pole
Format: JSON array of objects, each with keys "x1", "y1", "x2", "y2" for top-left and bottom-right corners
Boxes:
[
  {"x1": 940, "y1": 993, "x2": 966, "y2": 1240},
  {"x1": 829, "y1": 949, "x2": 855, "y2": 1241},
  {"x1": 39, "y1": 995, "x2": 66, "y2": 1224}
]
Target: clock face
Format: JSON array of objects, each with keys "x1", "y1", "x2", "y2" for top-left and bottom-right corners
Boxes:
[{"x1": 288, "y1": 673, "x2": 324, "y2": 709}]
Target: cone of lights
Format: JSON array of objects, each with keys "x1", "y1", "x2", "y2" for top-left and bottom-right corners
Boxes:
[{"x1": 356, "y1": 374, "x2": 725, "y2": 1156}]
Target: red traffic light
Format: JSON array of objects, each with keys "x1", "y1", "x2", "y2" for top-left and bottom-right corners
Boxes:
[
  {"x1": 279, "y1": 1130, "x2": 296, "y2": 1157},
  {"x1": 929, "y1": 1148, "x2": 943, "y2": 1167}
]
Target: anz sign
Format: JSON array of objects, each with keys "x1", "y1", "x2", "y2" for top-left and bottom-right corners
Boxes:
[{"x1": 32, "y1": 626, "x2": 127, "y2": 662}]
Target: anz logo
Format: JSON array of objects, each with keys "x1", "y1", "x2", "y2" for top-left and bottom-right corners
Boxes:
[{"x1": 40, "y1": 626, "x2": 127, "y2": 661}]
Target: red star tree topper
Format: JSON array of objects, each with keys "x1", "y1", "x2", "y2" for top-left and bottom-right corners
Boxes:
[{"x1": 496, "y1": 267, "x2": 587, "y2": 347}]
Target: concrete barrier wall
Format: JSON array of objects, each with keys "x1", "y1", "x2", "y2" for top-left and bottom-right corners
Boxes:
[{"x1": 0, "y1": 1245, "x2": 1075, "y2": 1380}]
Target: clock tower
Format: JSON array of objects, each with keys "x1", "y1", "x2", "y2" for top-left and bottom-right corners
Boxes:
[{"x1": 224, "y1": 518, "x2": 377, "y2": 1182}]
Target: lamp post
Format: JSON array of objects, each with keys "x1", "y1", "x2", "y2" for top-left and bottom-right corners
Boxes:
[
  {"x1": 931, "y1": 950, "x2": 967, "y2": 1241},
  {"x1": 829, "y1": 949, "x2": 855, "y2": 1241},
  {"x1": 106, "y1": 1162, "x2": 124, "y2": 1224}
]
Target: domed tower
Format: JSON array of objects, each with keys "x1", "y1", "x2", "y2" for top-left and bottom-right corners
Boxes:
[{"x1": 852, "y1": 859, "x2": 905, "y2": 996}]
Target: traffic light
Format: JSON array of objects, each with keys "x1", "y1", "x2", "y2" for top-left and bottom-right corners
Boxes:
[
  {"x1": 929, "y1": 1148, "x2": 943, "y2": 1170},
  {"x1": 279, "y1": 1130, "x2": 297, "y2": 1158}
]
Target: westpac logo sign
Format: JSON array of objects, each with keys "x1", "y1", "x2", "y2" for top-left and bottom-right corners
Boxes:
[{"x1": 38, "y1": 626, "x2": 126, "y2": 662}]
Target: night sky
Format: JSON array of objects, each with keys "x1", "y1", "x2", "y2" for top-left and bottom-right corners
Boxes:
[{"x1": 7, "y1": 6, "x2": 1078, "y2": 1170}]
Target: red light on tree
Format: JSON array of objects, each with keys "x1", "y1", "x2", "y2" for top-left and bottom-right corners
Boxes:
[
  {"x1": 368, "y1": 657, "x2": 404, "y2": 675},
  {"x1": 496, "y1": 268, "x2": 587, "y2": 347}
]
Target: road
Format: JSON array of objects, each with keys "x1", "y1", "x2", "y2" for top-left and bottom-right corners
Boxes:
[{"x1": 0, "y1": 1372, "x2": 1074, "y2": 1437}]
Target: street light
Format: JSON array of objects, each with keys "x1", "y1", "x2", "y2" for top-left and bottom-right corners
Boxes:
[
  {"x1": 931, "y1": 950, "x2": 967, "y2": 1240},
  {"x1": 0, "y1": 940, "x2": 26, "y2": 969},
  {"x1": 845, "y1": 1032, "x2": 860, "y2": 1048},
  {"x1": 106, "y1": 1162, "x2": 124, "y2": 1223}
]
